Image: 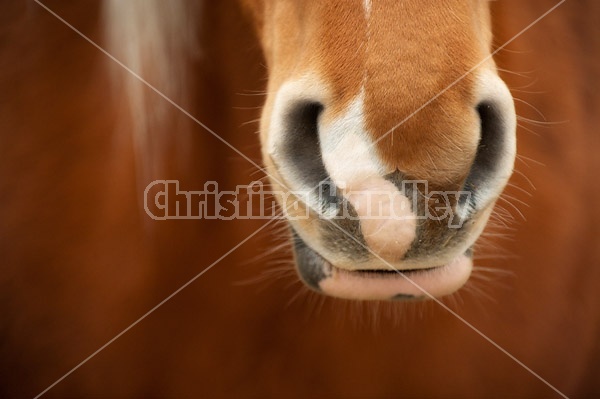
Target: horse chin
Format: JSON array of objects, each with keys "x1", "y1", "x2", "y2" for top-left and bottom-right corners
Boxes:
[{"x1": 291, "y1": 230, "x2": 473, "y2": 301}]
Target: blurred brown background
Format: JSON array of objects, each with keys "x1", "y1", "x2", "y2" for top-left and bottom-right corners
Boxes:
[{"x1": 1, "y1": 0, "x2": 599, "y2": 397}]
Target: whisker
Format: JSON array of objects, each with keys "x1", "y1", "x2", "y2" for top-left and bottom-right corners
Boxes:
[
  {"x1": 517, "y1": 115, "x2": 568, "y2": 126},
  {"x1": 513, "y1": 97, "x2": 547, "y2": 121},
  {"x1": 517, "y1": 122, "x2": 541, "y2": 137},
  {"x1": 511, "y1": 169, "x2": 536, "y2": 191},
  {"x1": 505, "y1": 182, "x2": 533, "y2": 197}
]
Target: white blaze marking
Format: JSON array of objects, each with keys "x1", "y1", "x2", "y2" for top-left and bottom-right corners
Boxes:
[
  {"x1": 320, "y1": 91, "x2": 416, "y2": 261},
  {"x1": 319, "y1": 91, "x2": 384, "y2": 186},
  {"x1": 363, "y1": 0, "x2": 372, "y2": 18}
]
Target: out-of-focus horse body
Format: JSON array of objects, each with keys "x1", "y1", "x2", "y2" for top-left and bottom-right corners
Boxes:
[{"x1": 0, "y1": 0, "x2": 599, "y2": 397}]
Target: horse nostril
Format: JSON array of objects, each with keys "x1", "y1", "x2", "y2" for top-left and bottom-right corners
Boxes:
[
  {"x1": 462, "y1": 102, "x2": 508, "y2": 204},
  {"x1": 279, "y1": 101, "x2": 327, "y2": 189}
]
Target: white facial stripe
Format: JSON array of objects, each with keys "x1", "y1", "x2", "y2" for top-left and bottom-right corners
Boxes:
[
  {"x1": 318, "y1": 92, "x2": 418, "y2": 263},
  {"x1": 363, "y1": 0, "x2": 372, "y2": 18},
  {"x1": 319, "y1": 90, "x2": 385, "y2": 190}
]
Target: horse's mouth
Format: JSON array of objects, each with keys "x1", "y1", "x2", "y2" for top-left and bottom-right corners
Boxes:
[{"x1": 292, "y1": 230, "x2": 473, "y2": 301}]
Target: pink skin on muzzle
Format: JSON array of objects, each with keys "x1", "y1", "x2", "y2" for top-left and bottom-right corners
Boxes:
[{"x1": 345, "y1": 177, "x2": 416, "y2": 263}]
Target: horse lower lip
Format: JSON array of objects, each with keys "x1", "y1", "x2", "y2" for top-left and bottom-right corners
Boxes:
[
  {"x1": 352, "y1": 266, "x2": 439, "y2": 276},
  {"x1": 318, "y1": 255, "x2": 473, "y2": 301}
]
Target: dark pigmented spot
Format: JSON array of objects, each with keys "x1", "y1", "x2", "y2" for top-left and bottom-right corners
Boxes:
[
  {"x1": 291, "y1": 229, "x2": 329, "y2": 291},
  {"x1": 391, "y1": 293, "x2": 416, "y2": 301},
  {"x1": 464, "y1": 246, "x2": 474, "y2": 258},
  {"x1": 392, "y1": 294, "x2": 428, "y2": 301}
]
